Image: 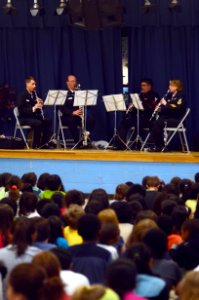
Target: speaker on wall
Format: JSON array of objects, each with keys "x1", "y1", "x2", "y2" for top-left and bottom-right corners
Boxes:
[{"x1": 67, "y1": 0, "x2": 124, "y2": 30}]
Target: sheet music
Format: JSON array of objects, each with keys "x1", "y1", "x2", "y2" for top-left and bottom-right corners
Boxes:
[
  {"x1": 45, "y1": 90, "x2": 67, "y2": 106},
  {"x1": 103, "y1": 94, "x2": 126, "y2": 112},
  {"x1": 74, "y1": 90, "x2": 98, "y2": 107},
  {"x1": 130, "y1": 93, "x2": 144, "y2": 110}
]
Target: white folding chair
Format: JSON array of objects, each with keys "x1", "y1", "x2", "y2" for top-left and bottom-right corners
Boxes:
[
  {"x1": 127, "y1": 126, "x2": 150, "y2": 150},
  {"x1": 13, "y1": 107, "x2": 31, "y2": 149},
  {"x1": 57, "y1": 110, "x2": 81, "y2": 149},
  {"x1": 162, "y1": 108, "x2": 190, "y2": 153}
]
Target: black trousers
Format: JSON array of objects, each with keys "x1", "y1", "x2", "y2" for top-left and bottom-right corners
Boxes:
[
  {"x1": 20, "y1": 118, "x2": 51, "y2": 148},
  {"x1": 150, "y1": 117, "x2": 180, "y2": 148},
  {"x1": 61, "y1": 115, "x2": 95, "y2": 143},
  {"x1": 116, "y1": 114, "x2": 151, "y2": 149}
]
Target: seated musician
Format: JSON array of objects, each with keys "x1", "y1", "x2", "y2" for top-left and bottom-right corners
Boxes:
[
  {"x1": 17, "y1": 76, "x2": 52, "y2": 149},
  {"x1": 116, "y1": 78, "x2": 159, "y2": 150},
  {"x1": 61, "y1": 75, "x2": 95, "y2": 147},
  {"x1": 148, "y1": 79, "x2": 186, "y2": 152}
]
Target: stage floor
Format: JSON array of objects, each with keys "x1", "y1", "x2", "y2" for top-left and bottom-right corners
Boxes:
[
  {"x1": 0, "y1": 149, "x2": 199, "y2": 193},
  {"x1": 0, "y1": 149, "x2": 199, "y2": 163}
]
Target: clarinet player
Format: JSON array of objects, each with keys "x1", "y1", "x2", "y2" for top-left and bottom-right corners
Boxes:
[
  {"x1": 148, "y1": 80, "x2": 186, "y2": 152},
  {"x1": 17, "y1": 76, "x2": 52, "y2": 149},
  {"x1": 61, "y1": 75, "x2": 95, "y2": 148}
]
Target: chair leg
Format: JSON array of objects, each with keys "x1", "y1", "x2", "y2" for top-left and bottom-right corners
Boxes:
[
  {"x1": 140, "y1": 132, "x2": 150, "y2": 151},
  {"x1": 13, "y1": 126, "x2": 17, "y2": 138},
  {"x1": 178, "y1": 132, "x2": 185, "y2": 152},
  {"x1": 182, "y1": 130, "x2": 190, "y2": 153},
  {"x1": 60, "y1": 124, "x2": 67, "y2": 149},
  {"x1": 19, "y1": 127, "x2": 29, "y2": 149}
]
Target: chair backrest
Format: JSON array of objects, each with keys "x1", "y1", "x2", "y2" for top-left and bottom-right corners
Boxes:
[
  {"x1": 178, "y1": 108, "x2": 190, "y2": 127},
  {"x1": 13, "y1": 107, "x2": 20, "y2": 125}
]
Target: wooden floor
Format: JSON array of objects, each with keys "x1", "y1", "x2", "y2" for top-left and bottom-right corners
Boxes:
[{"x1": 0, "y1": 149, "x2": 199, "y2": 163}]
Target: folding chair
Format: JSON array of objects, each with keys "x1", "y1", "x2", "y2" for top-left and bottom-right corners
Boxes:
[
  {"x1": 162, "y1": 108, "x2": 190, "y2": 153},
  {"x1": 126, "y1": 127, "x2": 150, "y2": 150},
  {"x1": 13, "y1": 107, "x2": 31, "y2": 149},
  {"x1": 57, "y1": 110, "x2": 81, "y2": 149}
]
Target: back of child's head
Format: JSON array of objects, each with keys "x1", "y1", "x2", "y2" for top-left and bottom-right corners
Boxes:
[
  {"x1": 51, "y1": 192, "x2": 65, "y2": 209},
  {"x1": 88, "y1": 189, "x2": 109, "y2": 209},
  {"x1": 161, "y1": 199, "x2": 177, "y2": 215},
  {"x1": 157, "y1": 215, "x2": 173, "y2": 236},
  {"x1": 77, "y1": 214, "x2": 101, "y2": 241},
  {"x1": 195, "y1": 172, "x2": 199, "y2": 183},
  {"x1": 143, "y1": 228, "x2": 167, "y2": 259},
  {"x1": 46, "y1": 174, "x2": 63, "y2": 191},
  {"x1": 124, "y1": 242, "x2": 151, "y2": 274},
  {"x1": 127, "y1": 218, "x2": 158, "y2": 246},
  {"x1": 51, "y1": 248, "x2": 72, "y2": 270},
  {"x1": 33, "y1": 217, "x2": 51, "y2": 242},
  {"x1": 21, "y1": 172, "x2": 37, "y2": 187},
  {"x1": 8, "y1": 262, "x2": 64, "y2": 300},
  {"x1": 85, "y1": 200, "x2": 105, "y2": 215},
  {"x1": 1, "y1": 197, "x2": 17, "y2": 216},
  {"x1": 181, "y1": 219, "x2": 199, "y2": 241},
  {"x1": 179, "y1": 179, "x2": 192, "y2": 201},
  {"x1": 126, "y1": 184, "x2": 146, "y2": 200},
  {"x1": 48, "y1": 216, "x2": 64, "y2": 243},
  {"x1": 110, "y1": 201, "x2": 133, "y2": 223},
  {"x1": 65, "y1": 204, "x2": 85, "y2": 229},
  {"x1": 98, "y1": 223, "x2": 120, "y2": 245},
  {"x1": 0, "y1": 172, "x2": 11, "y2": 187},
  {"x1": 6, "y1": 175, "x2": 22, "y2": 201},
  {"x1": 171, "y1": 205, "x2": 189, "y2": 232},
  {"x1": 127, "y1": 200, "x2": 143, "y2": 223},
  {"x1": 114, "y1": 183, "x2": 129, "y2": 200},
  {"x1": 146, "y1": 176, "x2": 160, "y2": 189},
  {"x1": 72, "y1": 285, "x2": 119, "y2": 300},
  {"x1": 164, "y1": 183, "x2": 180, "y2": 196},
  {"x1": 19, "y1": 192, "x2": 38, "y2": 216},
  {"x1": 97, "y1": 209, "x2": 119, "y2": 225},
  {"x1": 188, "y1": 183, "x2": 199, "y2": 199},
  {"x1": 65, "y1": 189, "x2": 85, "y2": 208},
  {"x1": 135, "y1": 210, "x2": 158, "y2": 223},
  {"x1": 41, "y1": 203, "x2": 60, "y2": 218},
  {"x1": 106, "y1": 258, "x2": 137, "y2": 298},
  {"x1": 37, "y1": 173, "x2": 50, "y2": 191}
]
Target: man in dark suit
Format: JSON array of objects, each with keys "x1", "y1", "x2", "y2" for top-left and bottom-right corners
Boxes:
[
  {"x1": 17, "y1": 76, "x2": 51, "y2": 149},
  {"x1": 61, "y1": 75, "x2": 95, "y2": 146}
]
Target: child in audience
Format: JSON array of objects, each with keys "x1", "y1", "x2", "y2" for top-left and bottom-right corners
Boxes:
[
  {"x1": 7, "y1": 262, "x2": 69, "y2": 300},
  {"x1": 48, "y1": 216, "x2": 69, "y2": 249},
  {"x1": 177, "y1": 271, "x2": 199, "y2": 300},
  {"x1": 72, "y1": 285, "x2": 119, "y2": 300},
  {"x1": 0, "y1": 204, "x2": 14, "y2": 248},
  {"x1": 143, "y1": 228, "x2": 181, "y2": 290},
  {"x1": 64, "y1": 204, "x2": 84, "y2": 246},
  {"x1": 52, "y1": 248, "x2": 90, "y2": 296},
  {"x1": 65, "y1": 190, "x2": 85, "y2": 208},
  {"x1": 19, "y1": 192, "x2": 39, "y2": 218},
  {"x1": 124, "y1": 243, "x2": 168, "y2": 300},
  {"x1": 126, "y1": 219, "x2": 158, "y2": 247},
  {"x1": 170, "y1": 219, "x2": 199, "y2": 270},
  {"x1": 106, "y1": 258, "x2": 147, "y2": 300},
  {"x1": 67, "y1": 214, "x2": 111, "y2": 284},
  {"x1": 40, "y1": 174, "x2": 65, "y2": 200}
]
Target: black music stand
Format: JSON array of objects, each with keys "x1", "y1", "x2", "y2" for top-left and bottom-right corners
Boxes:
[{"x1": 103, "y1": 94, "x2": 131, "y2": 150}]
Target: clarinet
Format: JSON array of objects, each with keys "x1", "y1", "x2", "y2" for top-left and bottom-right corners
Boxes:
[
  {"x1": 75, "y1": 84, "x2": 90, "y2": 147},
  {"x1": 35, "y1": 91, "x2": 44, "y2": 120},
  {"x1": 149, "y1": 90, "x2": 170, "y2": 122}
]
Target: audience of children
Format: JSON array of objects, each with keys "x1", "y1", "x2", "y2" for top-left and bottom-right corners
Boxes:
[{"x1": 1, "y1": 171, "x2": 199, "y2": 299}]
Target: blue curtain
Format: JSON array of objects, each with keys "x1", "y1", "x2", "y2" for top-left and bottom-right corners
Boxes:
[{"x1": 0, "y1": 26, "x2": 122, "y2": 139}]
